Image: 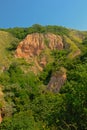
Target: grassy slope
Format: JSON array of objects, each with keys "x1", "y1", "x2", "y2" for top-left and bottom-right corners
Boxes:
[
  {"x1": 63, "y1": 30, "x2": 85, "y2": 59},
  {"x1": 0, "y1": 31, "x2": 19, "y2": 71},
  {"x1": 64, "y1": 35, "x2": 81, "y2": 59}
]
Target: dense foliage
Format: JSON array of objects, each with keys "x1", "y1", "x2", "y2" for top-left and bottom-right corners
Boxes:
[
  {"x1": 1, "y1": 24, "x2": 69, "y2": 39},
  {"x1": 0, "y1": 52, "x2": 87, "y2": 130}
]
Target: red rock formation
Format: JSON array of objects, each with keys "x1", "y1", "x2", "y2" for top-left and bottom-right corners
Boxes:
[
  {"x1": 45, "y1": 33, "x2": 63, "y2": 50},
  {"x1": 15, "y1": 33, "x2": 63, "y2": 59},
  {"x1": 15, "y1": 33, "x2": 45, "y2": 58}
]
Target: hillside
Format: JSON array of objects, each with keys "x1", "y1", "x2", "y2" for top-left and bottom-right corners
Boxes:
[
  {"x1": 0, "y1": 25, "x2": 87, "y2": 130},
  {"x1": 0, "y1": 25, "x2": 85, "y2": 73},
  {"x1": 0, "y1": 31, "x2": 19, "y2": 72}
]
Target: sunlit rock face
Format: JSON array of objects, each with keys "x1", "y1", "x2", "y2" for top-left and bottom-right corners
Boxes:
[
  {"x1": 15, "y1": 33, "x2": 63, "y2": 58},
  {"x1": 45, "y1": 33, "x2": 63, "y2": 50}
]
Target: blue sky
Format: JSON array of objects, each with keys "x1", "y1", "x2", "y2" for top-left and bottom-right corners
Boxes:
[{"x1": 0, "y1": 0, "x2": 87, "y2": 30}]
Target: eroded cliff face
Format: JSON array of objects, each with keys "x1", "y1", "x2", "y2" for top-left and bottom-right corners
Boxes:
[
  {"x1": 47, "y1": 68, "x2": 67, "y2": 92},
  {"x1": 45, "y1": 33, "x2": 63, "y2": 50},
  {"x1": 15, "y1": 33, "x2": 63, "y2": 58},
  {"x1": 15, "y1": 33, "x2": 44, "y2": 58}
]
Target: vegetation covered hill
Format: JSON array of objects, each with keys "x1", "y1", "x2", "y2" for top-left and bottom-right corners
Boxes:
[
  {"x1": 0, "y1": 31, "x2": 19, "y2": 71},
  {"x1": 0, "y1": 24, "x2": 87, "y2": 130}
]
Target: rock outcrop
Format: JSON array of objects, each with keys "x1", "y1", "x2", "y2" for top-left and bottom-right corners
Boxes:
[
  {"x1": 15, "y1": 33, "x2": 44, "y2": 58},
  {"x1": 15, "y1": 33, "x2": 63, "y2": 58},
  {"x1": 47, "y1": 68, "x2": 67, "y2": 92},
  {"x1": 45, "y1": 33, "x2": 63, "y2": 50}
]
